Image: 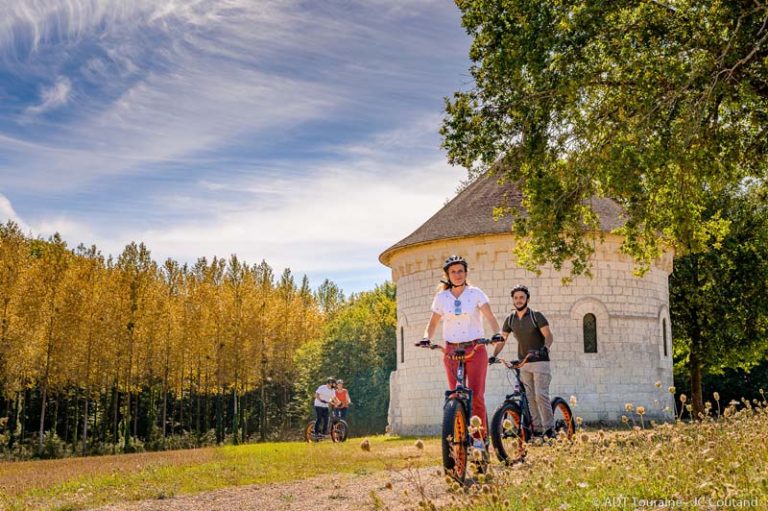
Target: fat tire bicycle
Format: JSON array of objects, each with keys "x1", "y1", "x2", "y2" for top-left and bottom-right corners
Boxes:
[
  {"x1": 489, "y1": 353, "x2": 576, "y2": 464},
  {"x1": 305, "y1": 408, "x2": 348, "y2": 443},
  {"x1": 416, "y1": 337, "x2": 496, "y2": 484}
]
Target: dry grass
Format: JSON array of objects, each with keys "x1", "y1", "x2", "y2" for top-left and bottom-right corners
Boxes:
[
  {"x1": 4, "y1": 392, "x2": 768, "y2": 511},
  {"x1": 424, "y1": 394, "x2": 768, "y2": 511},
  {"x1": 0, "y1": 436, "x2": 441, "y2": 511}
]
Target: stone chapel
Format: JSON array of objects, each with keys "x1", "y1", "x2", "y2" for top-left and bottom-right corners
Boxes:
[{"x1": 380, "y1": 173, "x2": 674, "y2": 433}]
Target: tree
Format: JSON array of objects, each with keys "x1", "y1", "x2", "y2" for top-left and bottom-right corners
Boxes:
[
  {"x1": 293, "y1": 282, "x2": 396, "y2": 433},
  {"x1": 115, "y1": 242, "x2": 156, "y2": 450},
  {"x1": 670, "y1": 183, "x2": 768, "y2": 413},
  {"x1": 443, "y1": 0, "x2": 768, "y2": 274},
  {"x1": 315, "y1": 279, "x2": 345, "y2": 319}
]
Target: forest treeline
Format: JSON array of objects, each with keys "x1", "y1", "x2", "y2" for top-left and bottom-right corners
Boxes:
[{"x1": 0, "y1": 221, "x2": 395, "y2": 459}]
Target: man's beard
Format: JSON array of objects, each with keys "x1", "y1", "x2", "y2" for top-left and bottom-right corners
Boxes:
[{"x1": 514, "y1": 302, "x2": 528, "y2": 311}]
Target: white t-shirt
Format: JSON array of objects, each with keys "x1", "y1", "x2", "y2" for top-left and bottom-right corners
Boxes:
[
  {"x1": 431, "y1": 286, "x2": 490, "y2": 343},
  {"x1": 314, "y1": 384, "x2": 336, "y2": 408}
]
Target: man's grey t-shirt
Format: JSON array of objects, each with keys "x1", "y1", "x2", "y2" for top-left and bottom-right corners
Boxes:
[{"x1": 502, "y1": 309, "x2": 549, "y2": 359}]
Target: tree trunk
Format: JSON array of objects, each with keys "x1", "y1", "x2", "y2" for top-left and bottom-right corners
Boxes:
[
  {"x1": 162, "y1": 387, "x2": 168, "y2": 442},
  {"x1": 260, "y1": 383, "x2": 267, "y2": 442},
  {"x1": 232, "y1": 388, "x2": 239, "y2": 445},
  {"x1": 133, "y1": 389, "x2": 140, "y2": 440},
  {"x1": 689, "y1": 340, "x2": 705, "y2": 418},
  {"x1": 112, "y1": 384, "x2": 119, "y2": 452},
  {"x1": 38, "y1": 385, "x2": 48, "y2": 454},
  {"x1": 83, "y1": 393, "x2": 89, "y2": 456}
]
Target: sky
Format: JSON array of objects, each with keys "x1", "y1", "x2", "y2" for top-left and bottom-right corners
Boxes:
[{"x1": 0, "y1": 0, "x2": 473, "y2": 294}]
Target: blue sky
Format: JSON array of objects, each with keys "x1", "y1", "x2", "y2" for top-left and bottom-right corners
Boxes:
[{"x1": 0, "y1": 0, "x2": 472, "y2": 294}]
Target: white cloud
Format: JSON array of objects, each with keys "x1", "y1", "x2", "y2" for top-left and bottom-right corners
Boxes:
[
  {"x1": 0, "y1": 0, "x2": 351, "y2": 189},
  {"x1": 134, "y1": 157, "x2": 465, "y2": 273},
  {"x1": 0, "y1": 1, "x2": 472, "y2": 292},
  {"x1": 18, "y1": 119, "x2": 468, "y2": 286},
  {"x1": 0, "y1": 193, "x2": 28, "y2": 230},
  {"x1": 24, "y1": 76, "x2": 71, "y2": 116}
]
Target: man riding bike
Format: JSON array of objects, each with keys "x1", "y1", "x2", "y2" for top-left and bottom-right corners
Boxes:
[{"x1": 313, "y1": 377, "x2": 340, "y2": 436}]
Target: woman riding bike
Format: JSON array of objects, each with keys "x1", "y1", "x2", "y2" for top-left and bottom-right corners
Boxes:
[{"x1": 418, "y1": 255, "x2": 503, "y2": 448}]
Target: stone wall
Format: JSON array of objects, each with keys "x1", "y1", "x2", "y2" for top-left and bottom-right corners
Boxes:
[{"x1": 386, "y1": 234, "x2": 675, "y2": 434}]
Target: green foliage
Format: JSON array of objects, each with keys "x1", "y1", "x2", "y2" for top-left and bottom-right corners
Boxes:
[
  {"x1": 443, "y1": 0, "x2": 768, "y2": 275},
  {"x1": 670, "y1": 182, "x2": 768, "y2": 408},
  {"x1": 293, "y1": 282, "x2": 396, "y2": 433}
]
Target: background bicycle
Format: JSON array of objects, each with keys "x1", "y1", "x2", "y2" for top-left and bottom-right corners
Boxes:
[{"x1": 304, "y1": 409, "x2": 348, "y2": 443}]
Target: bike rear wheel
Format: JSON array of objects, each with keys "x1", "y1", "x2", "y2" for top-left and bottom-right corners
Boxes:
[
  {"x1": 551, "y1": 397, "x2": 576, "y2": 440},
  {"x1": 442, "y1": 398, "x2": 469, "y2": 483},
  {"x1": 331, "y1": 419, "x2": 348, "y2": 443},
  {"x1": 490, "y1": 402, "x2": 527, "y2": 464}
]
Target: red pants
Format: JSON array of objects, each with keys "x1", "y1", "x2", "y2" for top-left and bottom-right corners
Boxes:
[{"x1": 443, "y1": 343, "x2": 488, "y2": 439}]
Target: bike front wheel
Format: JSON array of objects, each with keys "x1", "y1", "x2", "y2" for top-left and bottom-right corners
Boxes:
[
  {"x1": 551, "y1": 397, "x2": 576, "y2": 440},
  {"x1": 331, "y1": 419, "x2": 348, "y2": 443},
  {"x1": 442, "y1": 398, "x2": 469, "y2": 483},
  {"x1": 490, "y1": 401, "x2": 527, "y2": 465}
]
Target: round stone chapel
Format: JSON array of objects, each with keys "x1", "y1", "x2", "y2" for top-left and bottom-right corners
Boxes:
[{"x1": 380, "y1": 174, "x2": 675, "y2": 433}]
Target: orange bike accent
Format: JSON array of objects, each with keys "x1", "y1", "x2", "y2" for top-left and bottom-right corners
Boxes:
[{"x1": 450, "y1": 406, "x2": 467, "y2": 479}]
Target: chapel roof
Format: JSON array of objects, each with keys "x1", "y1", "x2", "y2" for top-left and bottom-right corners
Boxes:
[{"x1": 379, "y1": 172, "x2": 625, "y2": 266}]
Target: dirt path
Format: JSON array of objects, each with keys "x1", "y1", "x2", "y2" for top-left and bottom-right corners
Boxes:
[{"x1": 94, "y1": 465, "x2": 455, "y2": 511}]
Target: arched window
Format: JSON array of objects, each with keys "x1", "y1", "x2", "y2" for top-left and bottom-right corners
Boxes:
[
  {"x1": 662, "y1": 318, "x2": 668, "y2": 357},
  {"x1": 583, "y1": 313, "x2": 597, "y2": 353}
]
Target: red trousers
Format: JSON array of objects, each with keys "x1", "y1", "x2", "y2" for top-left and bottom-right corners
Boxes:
[{"x1": 443, "y1": 343, "x2": 488, "y2": 439}]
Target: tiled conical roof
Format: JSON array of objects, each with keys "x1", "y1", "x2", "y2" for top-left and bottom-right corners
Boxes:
[{"x1": 379, "y1": 172, "x2": 624, "y2": 266}]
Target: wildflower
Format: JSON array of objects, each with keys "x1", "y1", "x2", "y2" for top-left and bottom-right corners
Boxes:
[
  {"x1": 360, "y1": 438, "x2": 371, "y2": 452},
  {"x1": 680, "y1": 394, "x2": 687, "y2": 403},
  {"x1": 502, "y1": 419, "x2": 514, "y2": 431},
  {"x1": 576, "y1": 416, "x2": 583, "y2": 426},
  {"x1": 621, "y1": 415, "x2": 629, "y2": 424},
  {"x1": 470, "y1": 415, "x2": 482, "y2": 428},
  {"x1": 625, "y1": 403, "x2": 634, "y2": 412},
  {"x1": 636, "y1": 406, "x2": 646, "y2": 416},
  {"x1": 713, "y1": 392, "x2": 720, "y2": 401},
  {"x1": 580, "y1": 433, "x2": 589, "y2": 443},
  {"x1": 570, "y1": 395, "x2": 578, "y2": 407},
  {"x1": 414, "y1": 439, "x2": 424, "y2": 450},
  {"x1": 655, "y1": 381, "x2": 662, "y2": 388},
  {"x1": 686, "y1": 405, "x2": 693, "y2": 412},
  {"x1": 668, "y1": 386, "x2": 676, "y2": 394}
]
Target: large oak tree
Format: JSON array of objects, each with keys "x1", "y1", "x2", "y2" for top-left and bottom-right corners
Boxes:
[{"x1": 443, "y1": 0, "x2": 768, "y2": 413}]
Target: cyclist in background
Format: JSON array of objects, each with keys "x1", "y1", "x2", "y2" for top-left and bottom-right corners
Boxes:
[
  {"x1": 419, "y1": 255, "x2": 503, "y2": 449},
  {"x1": 334, "y1": 379, "x2": 352, "y2": 420},
  {"x1": 314, "y1": 377, "x2": 338, "y2": 436}
]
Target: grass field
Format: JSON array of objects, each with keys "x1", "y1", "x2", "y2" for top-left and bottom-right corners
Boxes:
[
  {"x1": 448, "y1": 397, "x2": 768, "y2": 511},
  {"x1": 0, "y1": 436, "x2": 441, "y2": 511},
  {"x1": 2, "y1": 397, "x2": 767, "y2": 511}
]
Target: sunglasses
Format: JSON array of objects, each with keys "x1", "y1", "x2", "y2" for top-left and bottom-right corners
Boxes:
[{"x1": 454, "y1": 299, "x2": 462, "y2": 315}]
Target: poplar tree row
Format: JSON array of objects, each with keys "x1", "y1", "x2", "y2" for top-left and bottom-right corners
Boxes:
[{"x1": 0, "y1": 221, "x2": 370, "y2": 458}]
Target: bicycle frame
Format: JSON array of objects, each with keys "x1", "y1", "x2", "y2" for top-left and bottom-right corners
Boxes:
[
  {"x1": 503, "y1": 363, "x2": 534, "y2": 438},
  {"x1": 445, "y1": 347, "x2": 474, "y2": 414}
]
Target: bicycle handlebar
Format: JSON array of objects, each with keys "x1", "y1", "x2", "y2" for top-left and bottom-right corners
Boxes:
[
  {"x1": 414, "y1": 338, "x2": 499, "y2": 359},
  {"x1": 493, "y1": 353, "x2": 533, "y2": 369}
]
